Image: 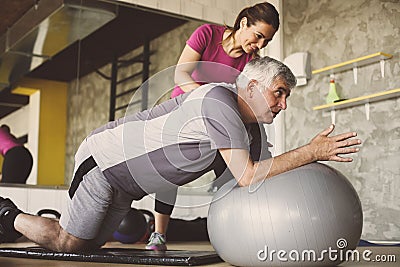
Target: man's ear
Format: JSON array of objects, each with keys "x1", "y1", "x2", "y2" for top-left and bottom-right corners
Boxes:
[{"x1": 246, "y1": 79, "x2": 258, "y2": 98}]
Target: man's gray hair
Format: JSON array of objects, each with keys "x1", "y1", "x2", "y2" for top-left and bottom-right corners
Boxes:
[{"x1": 236, "y1": 56, "x2": 296, "y2": 91}]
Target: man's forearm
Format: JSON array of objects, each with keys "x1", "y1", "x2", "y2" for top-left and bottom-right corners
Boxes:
[
  {"x1": 264, "y1": 144, "x2": 315, "y2": 178},
  {"x1": 225, "y1": 125, "x2": 361, "y2": 187},
  {"x1": 224, "y1": 145, "x2": 316, "y2": 187},
  {"x1": 245, "y1": 144, "x2": 315, "y2": 186}
]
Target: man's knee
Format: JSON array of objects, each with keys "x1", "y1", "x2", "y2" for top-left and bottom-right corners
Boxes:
[{"x1": 56, "y1": 228, "x2": 98, "y2": 252}]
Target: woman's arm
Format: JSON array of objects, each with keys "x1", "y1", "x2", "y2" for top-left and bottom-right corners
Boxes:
[{"x1": 174, "y1": 45, "x2": 202, "y2": 93}]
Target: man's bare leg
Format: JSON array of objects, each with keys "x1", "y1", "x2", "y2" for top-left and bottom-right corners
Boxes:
[{"x1": 14, "y1": 213, "x2": 96, "y2": 252}]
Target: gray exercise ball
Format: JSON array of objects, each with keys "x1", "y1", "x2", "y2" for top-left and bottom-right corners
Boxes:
[{"x1": 207, "y1": 162, "x2": 363, "y2": 266}]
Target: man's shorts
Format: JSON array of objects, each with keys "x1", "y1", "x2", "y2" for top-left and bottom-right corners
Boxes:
[{"x1": 59, "y1": 139, "x2": 133, "y2": 246}]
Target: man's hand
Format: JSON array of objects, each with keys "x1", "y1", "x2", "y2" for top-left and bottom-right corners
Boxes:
[{"x1": 307, "y1": 124, "x2": 362, "y2": 162}]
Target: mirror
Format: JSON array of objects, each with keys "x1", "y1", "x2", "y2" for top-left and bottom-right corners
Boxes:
[{"x1": 0, "y1": 0, "x2": 209, "y2": 189}]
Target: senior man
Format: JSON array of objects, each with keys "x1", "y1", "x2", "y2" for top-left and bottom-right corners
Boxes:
[{"x1": 0, "y1": 56, "x2": 361, "y2": 252}]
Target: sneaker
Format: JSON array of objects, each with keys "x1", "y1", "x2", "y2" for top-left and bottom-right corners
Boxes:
[
  {"x1": 145, "y1": 232, "x2": 167, "y2": 251},
  {"x1": 0, "y1": 197, "x2": 23, "y2": 243}
]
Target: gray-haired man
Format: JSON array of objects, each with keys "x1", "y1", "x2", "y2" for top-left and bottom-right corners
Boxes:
[{"x1": 0, "y1": 57, "x2": 361, "y2": 252}]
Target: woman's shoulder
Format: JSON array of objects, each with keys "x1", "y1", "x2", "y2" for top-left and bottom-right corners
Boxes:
[{"x1": 196, "y1": 24, "x2": 225, "y2": 35}]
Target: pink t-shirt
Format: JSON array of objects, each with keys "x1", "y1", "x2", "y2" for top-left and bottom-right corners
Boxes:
[
  {"x1": 171, "y1": 24, "x2": 253, "y2": 98},
  {"x1": 0, "y1": 127, "x2": 21, "y2": 155}
]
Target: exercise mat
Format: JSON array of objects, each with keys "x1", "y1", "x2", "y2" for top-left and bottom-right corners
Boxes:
[
  {"x1": 358, "y1": 239, "x2": 400, "y2": 247},
  {"x1": 0, "y1": 246, "x2": 222, "y2": 266}
]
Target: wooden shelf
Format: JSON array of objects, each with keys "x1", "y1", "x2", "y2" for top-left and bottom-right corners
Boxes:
[
  {"x1": 312, "y1": 52, "x2": 392, "y2": 75},
  {"x1": 313, "y1": 88, "x2": 400, "y2": 111}
]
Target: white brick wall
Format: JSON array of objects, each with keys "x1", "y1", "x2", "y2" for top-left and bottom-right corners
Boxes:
[
  {"x1": 131, "y1": 193, "x2": 212, "y2": 219},
  {"x1": 0, "y1": 186, "x2": 69, "y2": 215},
  {"x1": 158, "y1": 0, "x2": 181, "y2": 14},
  {"x1": 0, "y1": 186, "x2": 210, "y2": 220},
  {"x1": 203, "y1": 5, "x2": 224, "y2": 24},
  {"x1": 181, "y1": 1, "x2": 204, "y2": 20},
  {"x1": 116, "y1": 0, "x2": 253, "y2": 24}
]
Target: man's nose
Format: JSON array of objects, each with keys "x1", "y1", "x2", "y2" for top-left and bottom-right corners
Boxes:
[{"x1": 279, "y1": 98, "x2": 287, "y2": 110}]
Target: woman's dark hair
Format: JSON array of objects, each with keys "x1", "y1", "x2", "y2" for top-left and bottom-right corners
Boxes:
[
  {"x1": 233, "y1": 2, "x2": 279, "y2": 31},
  {"x1": 0, "y1": 124, "x2": 10, "y2": 134},
  {"x1": 223, "y1": 2, "x2": 279, "y2": 48}
]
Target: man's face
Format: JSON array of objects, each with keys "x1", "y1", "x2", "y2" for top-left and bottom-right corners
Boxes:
[{"x1": 244, "y1": 77, "x2": 291, "y2": 124}]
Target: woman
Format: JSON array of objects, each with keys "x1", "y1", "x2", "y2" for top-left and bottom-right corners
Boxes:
[
  {"x1": 0, "y1": 125, "x2": 33, "y2": 184},
  {"x1": 171, "y1": 1, "x2": 279, "y2": 97},
  {"x1": 147, "y1": 2, "x2": 280, "y2": 251}
]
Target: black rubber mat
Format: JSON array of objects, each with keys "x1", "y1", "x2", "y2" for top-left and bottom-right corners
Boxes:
[
  {"x1": 358, "y1": 239, "x2": 400, "y2": 247},
  {"x1": 0, "y1": 247, "x2": 222, "y2": 266}
]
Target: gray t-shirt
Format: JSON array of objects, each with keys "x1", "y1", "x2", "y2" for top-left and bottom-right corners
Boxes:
[{"x1": 84, "y1": 83, "x2": 271, "y2": 199}]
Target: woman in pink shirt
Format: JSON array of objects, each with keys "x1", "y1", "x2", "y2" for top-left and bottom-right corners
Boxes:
[
  {"x1": 147, "y1": 2, "x2": 280, "y2": 251},
  {"x1": 0, "y1": 125, "x2": 33, "y2": 184},
  {"x1": 171, "y1": 2, "x2": 279, "y2": 98}
]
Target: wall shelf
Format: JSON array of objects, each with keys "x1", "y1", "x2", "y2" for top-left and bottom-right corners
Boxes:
[
  {"x1": 313, "y1": 88, "x2": 400, "y2": 123},
  {"x1": 312, "y1": 52, "x2": 392, "y2": 75},
  {"x1": 312, "y1": 52, "x2": 392, "y2": 84},
  {"x1": 313, "y1": 88, "x2": 400, "y2": 111}
]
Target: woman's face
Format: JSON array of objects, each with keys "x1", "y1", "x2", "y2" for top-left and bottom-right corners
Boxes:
[{"x1": 239, "y1": 20, "x2": 277, "y2": 54}]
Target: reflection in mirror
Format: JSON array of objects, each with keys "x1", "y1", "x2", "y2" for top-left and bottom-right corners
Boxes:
[
  {"x1": 0, "y1": 0, "x2": 207, "y2": 187},
  {"x1": 0, "y1": 0, "x2": 117, "y2": 186}
]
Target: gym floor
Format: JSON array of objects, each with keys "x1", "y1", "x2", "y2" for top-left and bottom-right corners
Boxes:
[{"x1": 0, "y1": 241, "x2": 398, "y2": 266}]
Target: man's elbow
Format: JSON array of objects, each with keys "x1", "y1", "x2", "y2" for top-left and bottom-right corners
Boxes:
[
  {"x1": 236, "y1": 173, "x2": 255, "y2": 187},
  {"x1": 234, "y1": 162, "x2": 259, "y2": 187},
  {"x1": 237, "y1": 178, "x2": 251, "y2": 187}
]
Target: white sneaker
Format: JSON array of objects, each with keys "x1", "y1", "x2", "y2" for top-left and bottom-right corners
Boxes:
[{"x1": 145, "y1": 232, "x2": 167, "y2": 251}]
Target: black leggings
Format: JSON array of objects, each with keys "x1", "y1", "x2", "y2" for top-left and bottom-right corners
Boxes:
[
  {"x1": 1, "y1": 146, "x2": 33, "y2": 184},
  {"x1": 155, "y1": 188, "x2": 178, "y2": 215}
]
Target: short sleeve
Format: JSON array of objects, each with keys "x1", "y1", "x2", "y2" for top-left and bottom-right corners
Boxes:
[
  {"x1": 186, "y1": 24, "x2": 213, "y2": 55},
  {"x1": 201, "y1": 86, "x2": 250, "y2": 150}
]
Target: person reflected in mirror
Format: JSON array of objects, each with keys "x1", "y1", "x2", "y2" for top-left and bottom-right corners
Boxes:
[{"x1": 0, "y1": 125, "x2": 33, "y2": 184}]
